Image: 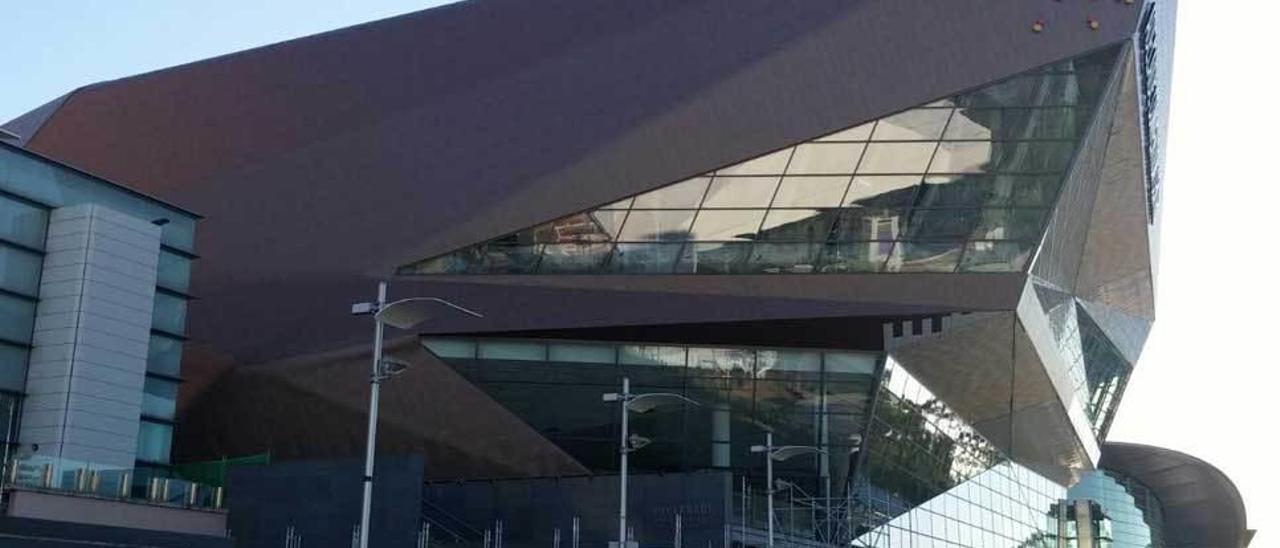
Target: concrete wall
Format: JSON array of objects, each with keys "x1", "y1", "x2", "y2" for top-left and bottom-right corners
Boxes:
[
  {"x1": 18, "y1": 204, "x2": 161, "y2": 468},
  {"x1": 5, "y1": 489, "x2": 227, "y2": 538}
]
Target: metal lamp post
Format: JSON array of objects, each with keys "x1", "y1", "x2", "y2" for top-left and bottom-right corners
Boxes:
[
  {"x1": 351, "y1": 282, "x2": 482, "y2": 548},
  {"x1": 602, "y1": 378, "x2": 699, "y2": 548},
  {"x1": 750, "y1": 433, "x2": 827, "y2": 548}
]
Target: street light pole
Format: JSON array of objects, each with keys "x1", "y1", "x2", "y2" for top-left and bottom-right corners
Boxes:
[
  {"x1": 751, "y1": 435, "x2": 827, "y2": 548},
  {"x1": 617, "y1": 377, "x2": 631, "y2": 548},
  {"x1": 358, "y1": 282, "x2": 387, "y2": 548},
  {"x1": 351, "y1": 283, "x2": 483, "y2": 548}
]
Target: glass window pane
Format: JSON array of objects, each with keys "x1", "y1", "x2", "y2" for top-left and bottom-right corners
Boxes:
[
  {"x1": 607, "y1": 243, "x2": 680, "y2": 273},
  {"x1": 1009, "y1": 175, "x2": 1062, "y2": 206},
  {"x1": 688, "y1": 210, "x2": 765, "y2": 241},
  {"x1": 756, "y1": 349, "x2": 821, "y2": 375},
  {"x1": 916, "y1": 175, "x2": 1009, "y2": 208},
  {"x1": 825, "y1": 352, "x2": 878, "y2": 376},
  {"x1": 142, "y1": 377, "x2": 178, "y2": 419},
  {"x1": 701, "y1": 177, "x2": 779, "y2": 208},
  {"x1": 904, "y1": 208, "x2": 979, "y2": 240},
  {"x1": 687, "y1": 347, "x2": 753, "y2": 377},
  {"x1": 929, "y1": 141, "x2": 994, "y2": 174},
  {"x1": 816, "y1": 122, "x2": 875, "y2": 142},
  {"x1": 857, "y1": 143, "x2": 937, "y2": 174},
  {"x1": 819, "y1": 242, "x2": 891, "y2": 273},
  {"x1": 619, "y1": 345, "x2": 686, "y2": 367},
  {"x1": 616, "y1": 210, "x2": 696, "y2": 241},
  {"x1": 601, "y1": 197, "x2": 633, "y2": 210},
  {"x1": 156, "y1": 251, "x2": 191, "y2": 294},
  {"x1": 478, "y1": 341, "x2": 545, "y2": 361},
  {"x1": 786, "y1": 143, "x2": 864, "y2": 175},
  {"x1": 136, "y1": 421, "x2": 173, "y2": 464},
  {"x1": 845, "y1": 176, "x2": 922, "y2": 207},
  {"x1": 0, "y1": 342, "x2": 29, "y2": 392},
  {"x1": 534, "y1": 212, "x2": 627, "y2": 243},
  {"x1": 538, "y1": 243, "x2": 610, "y2": 273},
  {"x1": 0, "y1": 244, "x2": 42, "y2": 296},
  {"x1": 960, "y1": 241, "x2": 1035, "y2": 272},
  {"x1": 745, "y1": 243, "x2": 825, "y2": 274},
  {"x1": 632, "y1": 177, "x2": 709, "y2": 209},
  {"x1": 886, "y1": 242, "x2": 963, "y2": 273},
  {"x1": 871, "y1": 109, "x2": 952, "y2": 141},
  {"x1": 757, "y1": 209, "x2": 838, "y2": 242},
  {"x1": 717, "y1": 149, "x2": 792, "y2": 176},
  {"x1": 675, "y1": 242, "x2": 751, "y2": 274},
  {"x1": 147, "y1": 334, "x2": 183, "y2": 377},
  {"x1": 423, "y1": 339, "x2": 476, "y2": 359},
  {"x1": 473, "y1": 244, "x2": 542, "y2": 274},
  {"x1": 830, "y1": 208, "x2": 908, "y2": 241},
  {"x1": 771, "y1": 176, "x2": 850, "y2": 207},
  {"x1": 0, "y1": 197, "x2": 48, "y2": 249},
  {"x1": 971, "y1": 209, "x2": 1049, "y2": 241},
  {"x1": 945, "y1": 107, "x2": 1085, "y2": 141},
  {"x1": 151, "y1": 292, "x2": 187, "y2": 335},
  {"x1": 0, "y1": 294, "x2": 36, "y2": 344},
  {"x1": 548, "y1": 343, "x2": 616, "y2": 364}
]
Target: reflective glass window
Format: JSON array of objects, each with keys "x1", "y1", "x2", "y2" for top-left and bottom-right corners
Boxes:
[
  {"x1": 0, "y1": 342, "x2": 29, "y2": 392},
  {"x1": 830, "y1": 208, "x2": 908, "y2": 241},
  {"x1": 538, "y1": 243, "x2": 609, "y2": 273},
  {"x1": 701, "y1": 177, "x2": 779, "y2": 208},
  {"x1": 675, "y1": 242, "x2": 751, "y2": 274},
  {"x1": 423, "y1": 339, "x2": 477, "y2": 359},
  {"x1": 0, "y1": 294, "x2": 36, "y2": 344},
  {"x1": 476, "y1": 244, "x2": 542, "y2": 274},
  {"x1": 886, "y1": 242, "x2": 964, "y2": 273},
  {"x1": 857, "y1": 143, "x2": 937, "y2": 174},
  {"x1": 616, "y1": 210, "x2": 696, "y2": 241},
  {"x1": 688, "y1": 210, "x2": 765, "y2": 241},
  {"x1": 757, "y1": 210, "x2": 838, "y2": 242},
  {"x1": 533, "y1": 212, "x2": 628, "y2": 243},
  {"x1": 142, "y1": 377, "x2": 178, "y2": 419},
  {"x1": 771, "y1": 176, "x2": 850, "y2": 208},
  {"x1": 845, "y1": 175, "x2": 922, "y2": 207},
  {"x1": 478, "y1": 341, "x2": 545, "y2": 361},
  {"x1": 632, "y1": 178, "x2": 708, "y2": 209},
  {"x1": 156, "y1": 250, "x2": 191, "y2": 294},
  {"x1": 608, "y1": 243, "x2": 680, "y2": 273},
  {"x1": 816, "y1": 122, "x2": 874, "y2": 142},
  {"x1": 819, "y1": 242, "x2": 889, "y2": 273},
  {"x1": 0, "y1": 196, "x2": 48, "y2": 249},
  {"x1": 146, "y1": 333, "x2": 184, "y2": 377},
  {"x1": 619, "y1": 345, "x2": 686, "y2": 367},
  {"x1": 717, "y1": 149, "x2": 791, "y2": 176},
  {"x1": 786, "y1": 143, "x2": 864, "y2": 175},
  {"x1": 136, "y1": 421, "x2": 173, "y2": 464},
  {"x1": 548, "y1": 343, "x2": 615, "y2": 364},
  {"x1": 871, "y1": 109, "x2": 952, "y2": 141},
  {"x1": 0, "y1": 244, "x2": 42, "y2": 296},
  {"x1": 151, "y1": 292, "x2": 187, "y2": 335}
]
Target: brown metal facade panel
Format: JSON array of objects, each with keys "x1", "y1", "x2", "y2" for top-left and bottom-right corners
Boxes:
[
  {"x1": 1100, "y1": 442, "x2": 1251, "y2": 548},
  {"x1": 12, "y1": 0, "x2": 1144, "y2": 368}
]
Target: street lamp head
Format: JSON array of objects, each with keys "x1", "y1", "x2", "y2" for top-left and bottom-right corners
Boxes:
[
  {"x1": 626, "y1": 392, "x2": 699, "y2": 414},
  {"x1": 627, "y1": 434, "x2": 652, "y2": 451},
  {"x1": 377, "y1": 357, "x2": 412, "y2": 379},
  {"x1": 848, "y1": 434, "x2": 863, "y2": 447},
  {"x1": 770, "y1": 446, "x2": 827, "y2": 462},
  {"x1": 602, "y1": 393, "x2": 621, "y2": 402},
  {"x1": 750, "y1": 445, "x2": 767, "y2": 453},
  {"x1": 377, "y1": 297, "x2": 483, "y2": 330}
]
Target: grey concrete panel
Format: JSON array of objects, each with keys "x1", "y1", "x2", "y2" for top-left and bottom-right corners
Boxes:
[{"x1": 5, "y1": 490, "x2": 227, "y2": 537}]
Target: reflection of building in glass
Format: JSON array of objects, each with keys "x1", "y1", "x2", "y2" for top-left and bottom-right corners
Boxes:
[{"x1": 5, "y1": 1, "x2": 1240, "y2": 547}]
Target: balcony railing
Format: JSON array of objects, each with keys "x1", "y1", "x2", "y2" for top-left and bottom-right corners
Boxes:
[{"x1": 2, "y1": 455, "x2": 224, "y2": 510}]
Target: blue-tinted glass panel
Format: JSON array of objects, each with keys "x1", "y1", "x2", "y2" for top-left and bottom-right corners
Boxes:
[
  {"x1": 538, "y1": 243, "x2": 609, "y2": 273},
  {"x1": 607, "y1": 243, "x2": 680, "y2": 274},
  {"x1": 0, "y1": 294, "x2": 36, "y2": 344},
  {"x1": 0, "y1": 196, "x2": 48, "y2": 249},
  {"x1": 142, "y1": 377, "x2": 178, "y2": 419},
  {"x1": 147, "y1": 333, "x2": 183, "y2": 377},
  {"x1": 136, "y1": 421, "x2": 173, "y2": 464},
  {"x1": 0, "y1": 342, "x2": 29, "y2": 392},
  {"x1": 675, "y1": 242, "x2": 751, "y2": 274},
  {"x1": 156, "y1": 250, "x2": 191, "y2": 293},
  {"x1": 0, "y1": 244, "x2": 42, "y2": 296},
  {"x1": 960, "y1": 241, "x2": 1035, "y2": 272},
  {"x1": 151, "y1": 292, "x2": 187, "y2": 335}
]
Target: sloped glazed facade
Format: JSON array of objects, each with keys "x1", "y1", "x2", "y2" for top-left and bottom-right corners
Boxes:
[{"x1": 5, "y1": 0, "x2": 1184, "y2": 546}]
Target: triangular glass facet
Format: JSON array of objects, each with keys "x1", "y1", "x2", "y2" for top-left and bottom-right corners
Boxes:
[{"x1": 401, "y1": 46, "x2": 1122, "y2": 276}]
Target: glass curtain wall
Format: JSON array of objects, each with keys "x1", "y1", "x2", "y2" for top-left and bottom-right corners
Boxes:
[{"x1": 401, "y1": 46, "x2": 1121, "y2": 276}]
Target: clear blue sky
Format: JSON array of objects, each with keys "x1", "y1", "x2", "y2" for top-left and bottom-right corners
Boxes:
[{"x1": 3, "y1": 1, "x2": 1274, "y2": 540}]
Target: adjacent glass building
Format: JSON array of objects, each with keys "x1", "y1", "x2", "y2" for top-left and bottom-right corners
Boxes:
[
  {"x1": 0, "y1": 139, "x2": 198, "y2": 483},
  {"x1": 3, "y1": 0, "x2": 1221, "y2": 546}
]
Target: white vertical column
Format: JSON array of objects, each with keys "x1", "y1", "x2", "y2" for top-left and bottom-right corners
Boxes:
[{"x1": 18, "y1": 204, "x2": 161, "y2": 469}]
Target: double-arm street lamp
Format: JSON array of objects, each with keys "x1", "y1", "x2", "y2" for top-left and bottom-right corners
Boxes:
[
  {"x1": 750, "y1": 433, "x2": 827, "y2": 548},
  {"x1": 602, "y1": 378, "x2": 699, "y2": 548},
  {"x1": 351, "y1": 282, "x2": 482, "y2": 548}
]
